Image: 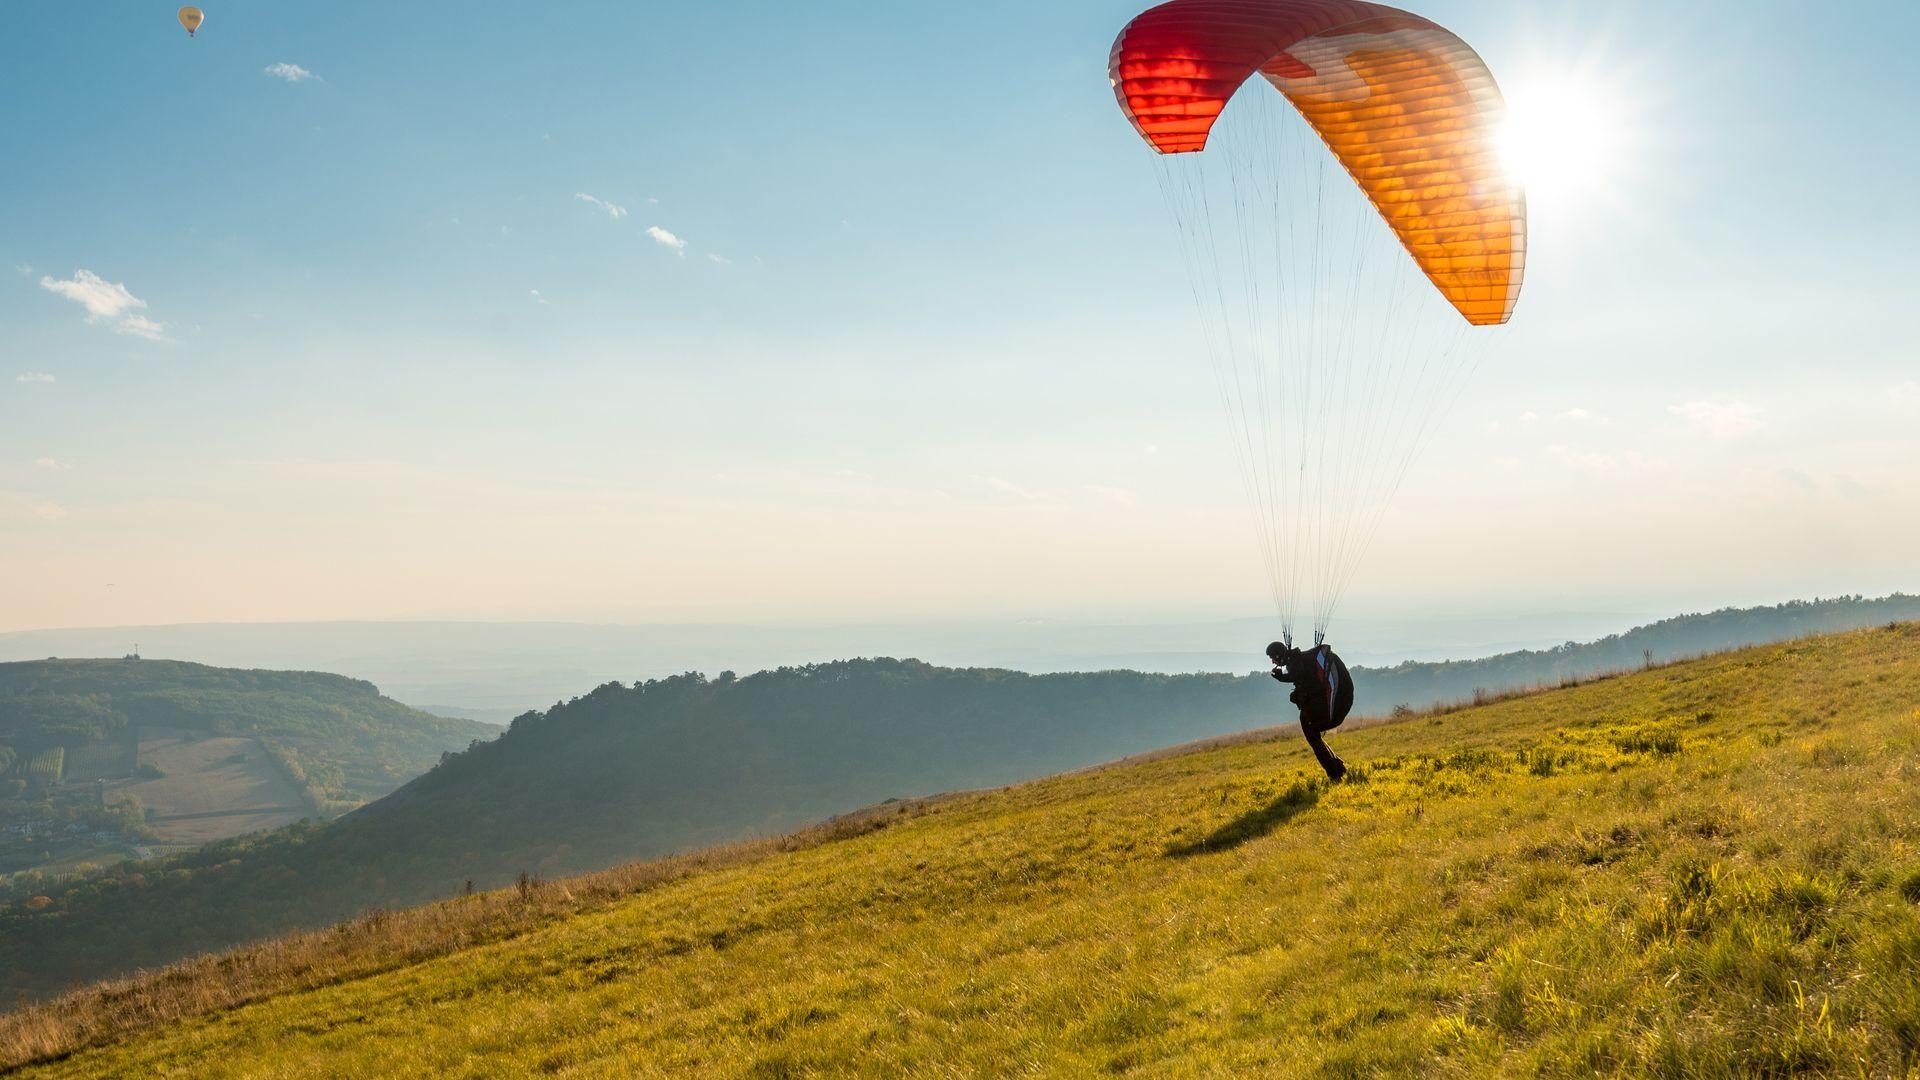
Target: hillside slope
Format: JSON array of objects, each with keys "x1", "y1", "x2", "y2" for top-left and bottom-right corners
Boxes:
[
  {"x1": 0, "y1": 663, "x2": 1273, "y2": 1000},
  {"x1": 9, "y1": 625, "x2": 1918, "y2": 1076}
]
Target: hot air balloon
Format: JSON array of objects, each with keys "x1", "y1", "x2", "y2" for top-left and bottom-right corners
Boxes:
[
  {"x1": 1111, "y1": 0, "x2": 1525, "y2": 647},
  {"x1": 178, "y1": 6, "x2": 204, "y2": 37}
]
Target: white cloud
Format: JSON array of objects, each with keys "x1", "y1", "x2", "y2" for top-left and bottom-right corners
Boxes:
[
  {"x1": 646, "y1": 197, "x2": 659, "y2": 205},
  {"x1": 972, "y1": 476, "x2": 1139, "y2": 507},
  {"x1": 40, "y1": 269, "x2": 170, "y2": 341},
  {"x1": 1493, "y1": 407, "x2": 1606, "y2": 434},
  {"x1": 645, "y1": 226, "x2": 687, "y2": 254},
  {"x1": 573, "y1": 193, "x2": 628, "y2": 220},
  {"x1": 1544, "y1": 446, "x2": 1667, "y2": 478},
  {"x1": 1556, "y1": 407, "x2": 1609, "y2": 426},
  {"x1": 976, "y1": 475, "x2": 1047, "y2": 502},
  {"x1": 1545, "y1": 445, "x2": 1618, "y2": 476},
  {"x1": 529, "y1": 289, "x2": 548, "y2": 306},
  {"x1": 1668, "y1": 399, "x2": 1765, "y2": 438},
  {"x1": 707, "y1": 253, "x2": 731, "y2": 266},
  {"x1": 34, "y1": 457, "x2": 71, "y2": 471},
  {"x1": 116, "y1": 314, "x2": 170, "y2": 342},
  {"x1": 1892, "y1": 381, "x2": 1919, "y2": 406},
  {"x1": 15, "y1": 372, "x2": 55, "y2": 384},
  {"x1": 14, "y1": 263, "x2": 31, "y2": 276},
  {"x1": 2, "y1": 494, "x2": 68, "y2": 522},
  {"x1": 264, "y1": 62, "x2": 317, "y2": 82},
  {"x1": 42, "y1": 269, "x2": 142, "y2": 320}
]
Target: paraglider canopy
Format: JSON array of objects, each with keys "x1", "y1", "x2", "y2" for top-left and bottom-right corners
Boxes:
[
  {"x1": 1110, "y1": 0, "x2": 1525, "y2": 326},
  {"x1": 1109, "y1": 0, "x2": 1527, "y2": 643},
  {"x1": 178, "y1": 6, "x2": 204, "y2": 37}
]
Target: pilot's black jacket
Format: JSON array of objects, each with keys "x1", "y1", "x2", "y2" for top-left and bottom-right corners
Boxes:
[{"x1": 1273, "y1": 644, "x2": 1354, "y2": 734}]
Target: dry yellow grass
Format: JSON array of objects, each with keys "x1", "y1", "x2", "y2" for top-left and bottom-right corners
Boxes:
[{"x1": 0, "y1": 806, "x2": 921, "y2": 1072}]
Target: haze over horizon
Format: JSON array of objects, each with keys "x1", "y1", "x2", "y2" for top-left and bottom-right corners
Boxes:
[
  {"x1": 11, "y1": 594, "x2": 1910, "y2": 724},
  {"x1": 5, "y1": 1, "x2": 1917, "y2": 635}
]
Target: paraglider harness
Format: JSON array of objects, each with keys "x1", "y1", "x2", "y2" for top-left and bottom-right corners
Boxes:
[{"x1": 1268, "y1": 638, "x2": 1354, "y2": 781}]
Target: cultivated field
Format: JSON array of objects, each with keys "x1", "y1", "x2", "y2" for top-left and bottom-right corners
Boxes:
[{"x1": 110, "y1": 730, "x2": 310, "y2": 845}]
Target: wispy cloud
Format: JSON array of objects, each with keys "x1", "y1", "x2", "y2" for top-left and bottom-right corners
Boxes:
[
  {"x1": 41, "y1": 270, "x2": 143, "y2": 320},
  {"x1": 40, "y1": 269, "x2": 171, "y2": 341},
  {"x1": 573, "y1": 192, "x2": 627, "y2": 220},
  {"x1": 529, "y1": 289, "x2": 549, "y2": 306},
  {"x1": 1545, "y1": 445, "x2": 1619, "y2": 476},
  {"x1": 117, "y1": 314, "x2": 169, "y2": 342},
  {"x1": 264, "y1": 62, "x2": 317, "y2": 82},
  {"x1": 976, "y1": 475, "x2": 1047, "y2": 502},
  {"x1": 645, "y1": 226, "x2": 687, "y2": 254},
  {"x1": 972, "y1": 476, "x2": 1141, "y2": 507},
  {"x1": 15, "y1": 372, "x2": 55, "y2": 384},
  {"x1": 14, "y1": 263, "x2": 31, "y2": 276},
  {"x1": 34, "y1": 457, "x2": 72, "y2": 472},
  {"x1": 1544, "y1": 446, "x2": 1667, "y2": 478},
  {"x1": 707, "y1": 253, "x2": 732, "y2": 266},
  {"x1": 1488, "y1": 407, "x2": 1607, "y2": 434},
  {"x1": 1668, "y1": 399, "x2": 1765, "y2": 438},
  {"x1": 1, "y1": 494, "x2": 68, "y2": 522},
  {"x1": 1892, "y1": 381, "x2": 1919, "y2": 406}
]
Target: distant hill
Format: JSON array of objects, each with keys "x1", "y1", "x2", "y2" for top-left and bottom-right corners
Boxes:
[
  {"x1": 0, "y1": 595, "x2": 1910, "y2": 1002},
  {"x1": 6, "y1": 624, "x2": 1917, "y2": 1074},
  {"x1": 0, "y1": 659, "x2": 495, "y2": 885},
  {"x1": 0, "y1": 609, "x2": 1665, "y2": 721},
  {"x1": 1354, "y1": 594, "x2": 1920, "y2": 714}
]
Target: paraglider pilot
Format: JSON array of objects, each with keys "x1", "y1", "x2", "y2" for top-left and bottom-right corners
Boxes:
[{"x1": 1269, "y1": 641, "x2": 1353, "y2": 782}]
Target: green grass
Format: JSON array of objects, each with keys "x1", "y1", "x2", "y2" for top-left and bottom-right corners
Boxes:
[{"x1": 12, "y1": 625, "x2": 1920, "y2": 1077}]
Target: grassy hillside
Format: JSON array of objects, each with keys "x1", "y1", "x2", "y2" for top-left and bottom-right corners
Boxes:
[
  {"x1": 0, "y1": 663, "x2": 1275, "y2": 999},
  {"x1": 0, "y1": 660, "x2": 495, "y2": 886},
  {"x1": 7, "y1": 624, "x2": 1917, "y2": 1076}
]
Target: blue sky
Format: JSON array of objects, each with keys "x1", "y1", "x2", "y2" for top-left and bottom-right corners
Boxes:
[{"x1": 2, "y1": 1, "x2": 1916, "y2": 633}]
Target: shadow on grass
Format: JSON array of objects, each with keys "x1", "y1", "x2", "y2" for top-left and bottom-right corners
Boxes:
[{"x1": 1165, "y1": 779, "x2": 1322, "y2": 858}]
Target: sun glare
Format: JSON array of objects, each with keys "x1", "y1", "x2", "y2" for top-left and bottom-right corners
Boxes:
[{"x1": 1498, "y1": 73, "x2": 1628, "y2": 209}]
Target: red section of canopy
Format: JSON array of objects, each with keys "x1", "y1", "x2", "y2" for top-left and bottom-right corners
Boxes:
[{"x1": 1109, "y1": 0, "x2": 1435, "y2": 154}]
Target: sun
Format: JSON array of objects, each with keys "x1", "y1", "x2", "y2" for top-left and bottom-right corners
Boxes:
[{"x1": 1497, "y1": 71, "x2": 1630, "y2": 209}]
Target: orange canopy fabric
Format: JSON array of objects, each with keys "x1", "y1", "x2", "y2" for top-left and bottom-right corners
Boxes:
[{"x1": 1111, "y1": 0, "x2": 1525, "y2": 325}]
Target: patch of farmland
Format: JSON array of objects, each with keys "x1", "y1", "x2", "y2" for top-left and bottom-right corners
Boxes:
[
  {"x1": 113, "y1": 731, "x2": 311, "y2": 844},
  {"x1": 60, "y1": 736, "x2": 135, "y2": 784}
]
